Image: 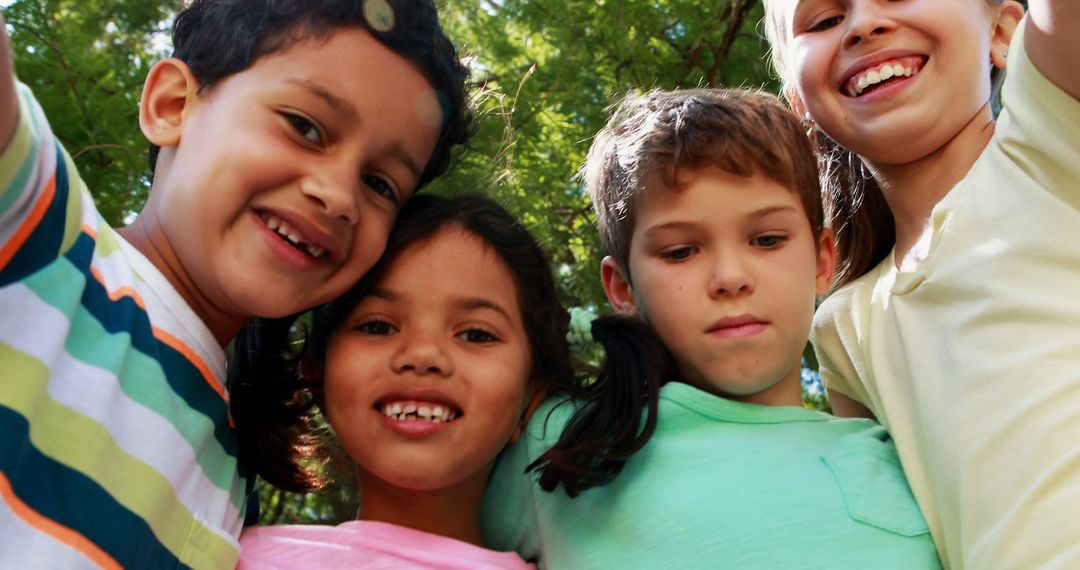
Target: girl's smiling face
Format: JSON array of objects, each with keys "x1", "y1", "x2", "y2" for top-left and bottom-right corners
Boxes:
[
  {"x1": 323, "y1": 227, "x2": 537, "y2": 494},
  {"x1": 772, "y1": 0, "x2": 1015, "y2": 166}
]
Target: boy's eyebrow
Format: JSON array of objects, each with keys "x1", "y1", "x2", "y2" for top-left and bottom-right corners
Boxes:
[
  {"x1": 287, "y1": 78, "x2": 359, "y2": 124},
  {"x1": 286, "y1": 78, "x2": 425, "y2": 179},
  {"x1": 751, "y1": 205, "x2": 800, "y2": 218},
  {"x1": 642, "y1": 205, "x2": 801, "y2": 236}
]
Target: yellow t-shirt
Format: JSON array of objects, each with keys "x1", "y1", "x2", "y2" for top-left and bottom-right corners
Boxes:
[{"x1": 812, "y1": 22, "x2": 1080, "y2": 570}]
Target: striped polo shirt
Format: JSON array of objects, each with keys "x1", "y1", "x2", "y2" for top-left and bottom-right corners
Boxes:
[{"x1": 0, "y1": 85, "x2": 248, "y2": 567}]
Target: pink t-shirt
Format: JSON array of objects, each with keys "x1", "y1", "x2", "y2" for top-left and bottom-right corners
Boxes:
[{"x1": 238, "y1": 520, "x2": 535, "y2": 569}]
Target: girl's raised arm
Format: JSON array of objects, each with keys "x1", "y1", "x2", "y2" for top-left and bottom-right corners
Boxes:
[{"x1": 1025, "y1": 0, "x2": 1080, "y2": 100}]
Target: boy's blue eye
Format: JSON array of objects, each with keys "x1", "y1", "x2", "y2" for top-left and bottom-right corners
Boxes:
[
  {"x1": 661, "y1": 246, "x2": 695, "y2": 261},
  {"x1": 753, "y1": 235, "x2": 787, "y2": 248},
  {"x1": 459, "y1": 328, "x2": 498, "y2": 343},
  {"x1": 285, "y1": 113, "x2": 322, "y2": 144},
  {"x1": 356, "y1": 320, "x2": 395, "y2": 335},
  {"x1": 363, "y1": 174, "x2": 397, "y2": 202}
]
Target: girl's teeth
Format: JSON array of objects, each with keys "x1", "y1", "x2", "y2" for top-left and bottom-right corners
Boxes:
[
  {"x1": 879, "y1": 66, "x2": 894, "y2": 81},
  {"x1": 380, "y1": 401, "x2": 457, "y2": 422},
  {"x1": 266, "y1": 216, "x2": 281, "y2": 231}
]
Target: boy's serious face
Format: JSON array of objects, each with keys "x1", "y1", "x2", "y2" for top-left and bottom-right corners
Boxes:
[
  {"x1": 602, "y1": 166, "x2": 834, "y2": 407},
  {"x1": 131, "y1": 27, "x2": 442, "y2": 343}
]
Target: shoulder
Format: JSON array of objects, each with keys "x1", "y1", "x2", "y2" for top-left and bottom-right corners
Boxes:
[{"x1": 993, "y1": 18, "x2": 1080, "y2": 207}]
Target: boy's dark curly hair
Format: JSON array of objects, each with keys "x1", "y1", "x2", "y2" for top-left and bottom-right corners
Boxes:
[{"x1": 149, "y1": 0, "x2": 473, "y2": 189}]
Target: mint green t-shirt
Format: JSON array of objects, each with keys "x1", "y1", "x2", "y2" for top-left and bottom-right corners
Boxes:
[{"x1": 482, "y1": 382, "x2": 940, "y2": 569}]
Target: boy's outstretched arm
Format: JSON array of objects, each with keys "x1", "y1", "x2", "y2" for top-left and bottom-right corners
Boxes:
[
  {"x1": 0, "y1": 13, "x2": 17, "y2": 154},
  {"x1": 1025, "y1": 0, "x2": 1080, "y2": 100}
]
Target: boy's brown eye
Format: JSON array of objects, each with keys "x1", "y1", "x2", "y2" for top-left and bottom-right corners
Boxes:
[
  {"x1": 285, "y1": 113, "x2": 321, "y2": 144},
  {"x1": 362, "y1": 174, "x2": 397, "y2": 202}
]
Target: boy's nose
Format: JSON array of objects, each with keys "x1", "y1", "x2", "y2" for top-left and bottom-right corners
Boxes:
[
  {"x1": 708, "y1": 254, "x2": 755, "y2": 298},
  {"x1": 844, "y1": 3, "x2": 896, "y2": 48},
  {"x1": 300, "y1": 171, "x2": 361, "y2": 224},
  {"x1": 390, "y1": 330, "x2": 454, "y2": 377}
]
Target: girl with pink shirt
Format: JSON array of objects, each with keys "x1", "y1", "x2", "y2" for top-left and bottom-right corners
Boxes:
[{"x1": 229, "y1": 194, "x2": 578, "y2": 569}]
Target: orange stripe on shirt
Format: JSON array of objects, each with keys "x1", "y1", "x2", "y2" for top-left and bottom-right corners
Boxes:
[
  {"x1": 152, "y1": 327, "x2": 231, "y2": 419},
  {"x1": 0, "y1": 174, "x2": 56, "y2": 271},
  {"x1": 88, "y1": 265, "x2": 147, "y2": 310},
  {"x1": 0, "y1": 471, "x2": 122, "y2": 570}
]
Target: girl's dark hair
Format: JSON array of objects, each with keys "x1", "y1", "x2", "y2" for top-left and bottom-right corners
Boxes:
[
  {"x1": 150, "y1": 0, "x2": 473, "y2": 190},
  {"x1": 816, "y1": 133, "x2": 896, "y2": 288},
  {"x1": 527, "y1": 316, "x2": 679, "y2": 497},
  {"x1": 229, "y1": 193, "x2": 578, "y2": 492}
]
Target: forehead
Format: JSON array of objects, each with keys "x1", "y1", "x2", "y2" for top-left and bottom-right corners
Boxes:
[
  {"x1": 633, "y1": 167, "x2": 808, "y2": 230},
  {"x1": 374, "y1": 228, "x2": 520, "y2": 304}
]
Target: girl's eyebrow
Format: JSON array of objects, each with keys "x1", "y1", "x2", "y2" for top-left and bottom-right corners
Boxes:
[
  {"x1": 362, "y1": 289, "x2": 514, "y2": 324},
  {"x1": 452, "y1": 296, "x2": 514, "y2": 324}
]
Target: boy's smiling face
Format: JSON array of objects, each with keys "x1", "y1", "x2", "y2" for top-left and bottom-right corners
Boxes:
[
  {"x1": 132, "y1": 26, "x2": 442, "y2": 342},
  {"x1": 602, "y1": 165, "x2": 834, "y2": 407}
]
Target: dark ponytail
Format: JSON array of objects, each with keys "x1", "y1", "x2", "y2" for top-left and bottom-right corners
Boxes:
[
  {"x1": 229, "y1": 313, "x2": 330, "y2": 492},
  {"x1": 816, "y1": 133, "x2": 895, "y2": 288},
  {"x1": 528, "y1": 316, "x2": 678, "y2": 497}
]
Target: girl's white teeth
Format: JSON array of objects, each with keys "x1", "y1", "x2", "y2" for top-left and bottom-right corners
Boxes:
[
  {"x1": 381, "y1": 401, "x2": 457, "y2": 422},
  {"x1": 850, "y1": 63, "x2": 914, "y2": 97}
]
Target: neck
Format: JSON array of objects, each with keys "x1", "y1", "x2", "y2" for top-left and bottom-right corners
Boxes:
[
  {"x1": 118, "y1": 213, "x2": 243, "y2": 346},
  {"x1": 865, "y1": 102, "x2": 996, "y2": 264},
  {"x1": 355, "y1": 467, "x2": 490, "y2": 547}
]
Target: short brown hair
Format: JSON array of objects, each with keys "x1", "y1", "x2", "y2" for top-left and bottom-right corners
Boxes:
[{"x1": 581, "y1": 88, "x2": 823, "y2": 277}]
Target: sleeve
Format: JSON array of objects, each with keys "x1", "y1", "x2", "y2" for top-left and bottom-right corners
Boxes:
[
  {"x1": 812, "y1": 285, "x2": 874, "y2": 409},
  {"x1": 996, "y1": 18, "x2": 1080, "y2": 210},
  {"x1": 0, "y1": 83, "x2": 87, "y2": 286},
  {"x1": 481, "y1": 396, "x2": 574, "y2": 563}
]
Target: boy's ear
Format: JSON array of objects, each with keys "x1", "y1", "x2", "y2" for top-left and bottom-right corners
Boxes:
[
  {"x1": 600, "y1": 255, "x2": 638, "y2": 317},
  {"x1": 815, "y1": 228, "x2": 837, "y2": 297},
  {"x1": 989, "y1": 1, "x2": 1024, "y2": 70},
  {"x1": 140, "y1": 57, "x2": 200, "y2": 146},
  {"x1": 510, "y1": 384, "x2": 548, "y2": 444}
]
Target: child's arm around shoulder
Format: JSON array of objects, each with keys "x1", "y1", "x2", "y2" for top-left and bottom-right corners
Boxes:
[
  {"x1": 0, "y1": 13, "x2": 19, "y2": 154},
  {"x1": 1025, "y1": 0, "x2": 1080, "y2": 101}
]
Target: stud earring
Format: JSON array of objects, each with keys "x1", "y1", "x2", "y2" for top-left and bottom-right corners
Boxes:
[{"x1": 1002, "y1": 46, "x2": 1008, "y2": 60}]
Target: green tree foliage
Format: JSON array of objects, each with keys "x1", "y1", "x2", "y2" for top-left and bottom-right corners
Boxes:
[
  {"x1": 429, "y1": 0, "x2": 776, "y2": 310},
  {"x1": 3, "y1": 0, "x2": 178, "y2": 226}
]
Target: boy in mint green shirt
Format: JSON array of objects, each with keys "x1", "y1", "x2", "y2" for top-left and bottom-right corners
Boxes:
[{"x1": 482, "y1": 88, "x2": 940, "y2": 568}]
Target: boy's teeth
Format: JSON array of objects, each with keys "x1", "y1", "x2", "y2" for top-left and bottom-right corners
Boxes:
[{"x1": 262, "y1": 213, "x2": 327, "y2": 259}]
